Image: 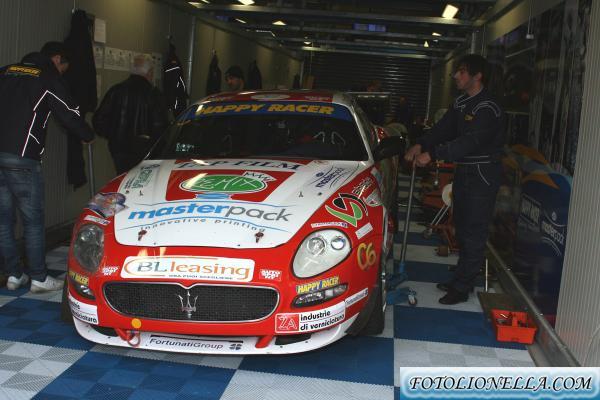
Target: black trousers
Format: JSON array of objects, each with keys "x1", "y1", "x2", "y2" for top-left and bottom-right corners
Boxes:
[{"x1": 451, "y1": 162, "x2": 501, "y2": 293}]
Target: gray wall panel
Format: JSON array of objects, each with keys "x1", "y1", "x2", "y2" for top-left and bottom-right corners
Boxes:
[
  {"x1": 190, "y1": 19, "x2": 301, "y2": 101},
  {"x1": 555, "y1": 0, "x2": 600, "y2": 366},
  {"x1": 0, "y1": 0, "x2": 193, "y2": 233},
  {"x1": 0, "y1": 0, "x2": 20, "y2": 65}
]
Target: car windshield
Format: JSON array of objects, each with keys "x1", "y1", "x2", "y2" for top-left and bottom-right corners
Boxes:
[{"x1": 148, "y1": 101, "x2": 368, "y2": 161}]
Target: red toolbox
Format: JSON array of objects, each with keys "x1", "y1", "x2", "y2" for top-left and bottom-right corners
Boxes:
[{"x1": 491, "y1": 309, "x2": 538, "y2": 344}]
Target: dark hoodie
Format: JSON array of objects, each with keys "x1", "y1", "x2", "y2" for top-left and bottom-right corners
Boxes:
[{"x1": 0, "y1": 53, "x2": 94, "y2": 161}]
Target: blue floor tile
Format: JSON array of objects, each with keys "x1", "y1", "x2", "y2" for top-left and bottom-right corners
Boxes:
[
  {"x1": 139, "y1": 374, "x2": 187, "y2": 392},
  {"x1": 84, "y1": 383, "x2": 135, "y2": 399},
  {"x1": 239, "y1": 335, "x2": 394, "y2": 386},
  {"x1": 36, "y1": 377, "x2": 96, "y2": 398},
  {"x1": 394, "y1": 305, "x2": 524, "y2": 349},
  {"x1": 0, "y1": 298, "x2": 94, "y2": 350},
  {"x1": 129, "y1": 389, "x2": 179, "y2": 400}
]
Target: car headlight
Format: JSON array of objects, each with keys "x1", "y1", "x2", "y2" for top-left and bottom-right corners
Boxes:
[
  {"x1": 73, "y1": 224, "x2": 104, "y2": 272},
  {"x1": 293, "y1": 230, "x2": 351, "y2": 278}
]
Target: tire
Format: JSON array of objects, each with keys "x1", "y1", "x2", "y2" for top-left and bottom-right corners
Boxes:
[
  {"x1": 360, "y1": 268, "x2": 385, "y2": 335},
  {"x1": 60, "y1": 276, "x2": 73, "y2": 325}
]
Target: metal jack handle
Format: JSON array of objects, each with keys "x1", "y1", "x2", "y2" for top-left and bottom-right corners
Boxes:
[
  {"x1": 399, "y1": 157, "x2": 417, "y2": 266},
  {"x1": 87, "y1": 143, "x2": 95, "y2": 198},
  {"x1": 485, "y1": 258, "x2": 489, "y2": 292}
]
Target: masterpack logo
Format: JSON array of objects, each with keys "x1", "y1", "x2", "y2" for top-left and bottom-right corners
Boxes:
[
  {"x1": 127, "y1": 201, "x2": 293, "y2": 226},
  {"x1": 180, "y1": 172, "x2": 275, "y2": 194}
]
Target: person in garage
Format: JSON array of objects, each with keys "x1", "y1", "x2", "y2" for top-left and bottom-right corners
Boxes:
[
  {"x1": 225, "y1": 65, "x2": 245, "y2": 92},
  {"x1": 0, "y1": 41, "x2": 95, "y2": 292},
  {"x1": 404, "y1": 54, "x2": 506, "y2": 305},
  {"x1": 92, "y1": 54, "x2": 169, "y2": 174}
]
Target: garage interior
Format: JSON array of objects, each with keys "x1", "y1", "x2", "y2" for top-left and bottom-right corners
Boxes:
[{"x1": 0, "y1": 0, "x2": 599, "y2": 398}]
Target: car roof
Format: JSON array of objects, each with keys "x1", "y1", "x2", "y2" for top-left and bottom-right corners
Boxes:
[{"x1": 198, "y1": 90, "x2": 354, "y2": 108}]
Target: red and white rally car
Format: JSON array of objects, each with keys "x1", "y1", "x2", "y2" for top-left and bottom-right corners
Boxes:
[{"x1": 64, "y1": 90, "x2": 403, "y2": 354}]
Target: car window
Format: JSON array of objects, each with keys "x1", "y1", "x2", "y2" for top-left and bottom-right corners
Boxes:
[{"x1": 148, "y1": 102, "x2": 369, "y2": 161}]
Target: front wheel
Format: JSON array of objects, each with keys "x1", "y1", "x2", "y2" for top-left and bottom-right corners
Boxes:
[
  {"x1": 60, "y1": 276, "x2": 73, "y2": 324},
  {"x1": 360, "y1": 269, "x2": 385, "y2": 335}
]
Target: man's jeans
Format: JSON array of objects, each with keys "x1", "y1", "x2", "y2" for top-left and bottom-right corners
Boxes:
[
  {"x1": 451, "y1": 161, "x2": 502, "y2": 293},
  {"x1": 0, "y1": 152, "x2": 47, "y2": 282}
]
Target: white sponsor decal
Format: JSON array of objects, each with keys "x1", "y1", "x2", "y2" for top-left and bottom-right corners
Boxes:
[
  {"x1": 176, "y1": 159, "x2": 302, "y2": 171},
  {"x1": 122, "y1": 164, "x2": 159, "y2": 191},
  {"x1": 355, "y1": 223, "x2": 373, "y2": 239},
  {"x1": 275, "y1": 301, "x2": 345, "y2": 333},
  {"x1": 345, "y1": 288, "x2": 368, "y2": 307},
  {"x1": 365, "y1": 189, "x2": 382, "y2": 207},
  {"x1": 251, "y1": 94, "x2": 290, "y2": 100},
  {"x1": 259, "y1": 269, "x2": 282, "y2": 281},
  {"x1": 84, "y1": 214, "x2": 110, "y2": 226},
  {"x1": 148, "y1": 334, "x2": 243, "y2": 351},
  {"x1": 101, "y1": 266, "x2": 119, "y2": 276},
  {"x1": 310, "y1": 221, "x2": 348, "y2": 229},
  {"x1": 352, "y1": 177, "x2": 373, "y2": 196},
  {"x1": 121, "y1": 256, "x2": 255, "y2": 282},
  {"x1": 304, "y1": 95, "x2": 331, "y2": 102},
  {"x1": 68, "y1": 293, "x2": 99, "y2": 325},
  {"x1": 309, "y1": 167, "x2": 351, "y2": 189}
]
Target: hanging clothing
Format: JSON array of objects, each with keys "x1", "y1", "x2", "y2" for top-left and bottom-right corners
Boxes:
[
  {"x1": 93, "y1": 74, "x2": 169, "y2": 174},
  {"x1": 63, "y1": 9, "x2": 97, "y2": 188},
  {"x1": 292, "y1": 73, "x2": 301, "y2": 89},
  {"x1": 163, "y1": 44, "x2": 188, "y2": 118},
  {"x1": 206, "y1": 54, "x2": 221, "y2": 96},
  {"x1": 246, "y1": 60, "x2": 262, "y2": 90}
]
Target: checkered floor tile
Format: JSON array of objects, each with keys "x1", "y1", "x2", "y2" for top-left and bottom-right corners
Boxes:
[{"x1": 0, "y1": 174, "x2": 534, "y2": 399}]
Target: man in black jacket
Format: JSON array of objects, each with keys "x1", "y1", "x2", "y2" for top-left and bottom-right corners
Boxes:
[
  {"x1": 405, "y1": 54, "x2": 506, "y2": 305},
  {"x1": 0, "y1": 41, "x2": 95, "y2": 291},
  {"x1": 93, "y1": 54, "x2": 168, "y2": 174}
]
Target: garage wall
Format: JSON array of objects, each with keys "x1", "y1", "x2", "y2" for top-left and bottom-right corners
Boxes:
[
  {"x1": 427, "y1": 0, "x2": 564, "y2": 121},
  {"x1": 556, "y1": 0, "x2": 600, "y2": 366},
  {"x1": 0, "y1": 0, "x2": 193, "y2": 231},
  {"x1": 190, "y1": 18, "x2": 302, "y2": 101},
  {"x1": 303, "y1": 52, "x2": 431, "y2": 123}
]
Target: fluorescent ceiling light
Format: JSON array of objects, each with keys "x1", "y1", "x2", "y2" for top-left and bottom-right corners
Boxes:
[
  {"x1": 188, "y1": 0, "x2": 209, "y2": 5},
  {"x1": 424, "y1": 41, "x2": 429, "y2": 48},
  {"x1": 442, "y1": 4, "x2": 459, "y2": 19},
  {"x1": 235, "y1": 18, "x2": 247, "y2": 24},
  {"x1": 272, "y1": 20, "x2": 286, "y2": 26},
  {"x1": 238, "y1": 0, "x2": 255, "y2": 5},
  {"x1": 432, "y1": 32, "x2": 441, "y2": 36}
]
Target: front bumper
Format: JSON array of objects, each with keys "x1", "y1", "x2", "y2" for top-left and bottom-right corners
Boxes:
[{"x1": 73, "y1": 314, "x2": 358, "y2": 355}]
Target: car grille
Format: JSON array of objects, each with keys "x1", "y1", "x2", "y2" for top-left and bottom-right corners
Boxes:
[{"x1": 103, "y1": 282, "x2": 279, "y2": 322}]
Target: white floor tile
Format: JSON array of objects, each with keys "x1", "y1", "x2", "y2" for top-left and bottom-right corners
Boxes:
[{"x1": 222, "y1": 370, "x2": 394, "y2": 400}]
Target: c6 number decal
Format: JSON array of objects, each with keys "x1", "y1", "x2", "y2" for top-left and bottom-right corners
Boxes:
[{"x1": 357, "y1": 242, "x2": 377, "y2": 270}]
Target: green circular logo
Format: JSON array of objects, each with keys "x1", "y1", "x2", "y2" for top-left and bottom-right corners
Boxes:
[{"x1": 181, "y1": 175, "x2": 267, "y2": 193}]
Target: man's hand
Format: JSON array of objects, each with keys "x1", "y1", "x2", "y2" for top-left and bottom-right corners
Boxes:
[
  {"x1": 415, "y1": 152, "x2": 431, "y2": 167},
  {"x1": 404, "y1": 144, "x2": 422, "y2": 162}
]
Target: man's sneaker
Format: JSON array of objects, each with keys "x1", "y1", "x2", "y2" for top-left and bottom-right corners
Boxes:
[
  {"x1": 6, "y1": 273, "x2": 29, "y2": 290},
  {"x1": 30, "y1": 275, "x2": 64, "y2": 293}
]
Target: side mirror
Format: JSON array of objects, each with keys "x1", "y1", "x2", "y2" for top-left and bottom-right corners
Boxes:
[{"x1": 373, "y1": 136, "x2": 404, "y2": 162}]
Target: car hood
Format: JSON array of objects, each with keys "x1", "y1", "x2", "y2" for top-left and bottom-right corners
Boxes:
[{"x1": 113, "y1": 158, "x2": 366, "y2": 248}]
